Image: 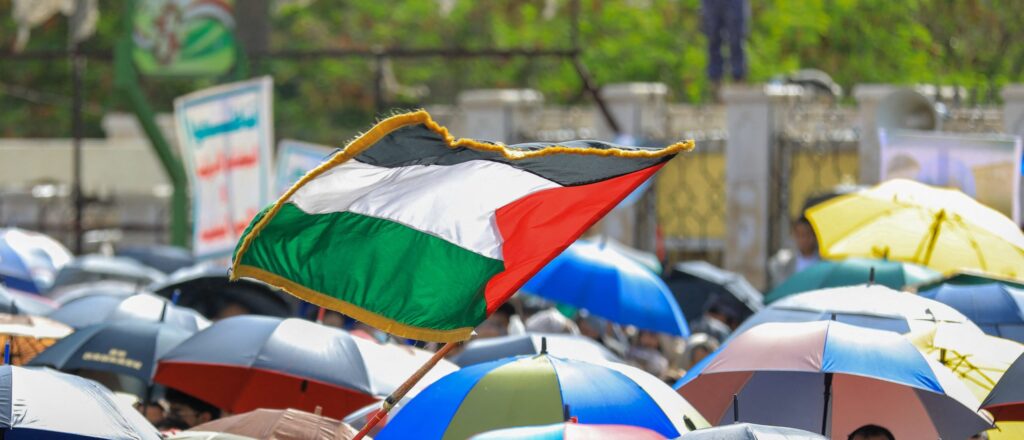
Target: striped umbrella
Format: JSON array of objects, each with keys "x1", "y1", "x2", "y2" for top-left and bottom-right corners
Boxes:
[
  {"x1": 376, "y1": 353, "x2": 708, "y2": 440},
  {"x1": 676, "y1": 320, "x2": 992, "y2": 439},
  {"x1": 470, "y1": 423, "x2": 666, "y2": 440}
]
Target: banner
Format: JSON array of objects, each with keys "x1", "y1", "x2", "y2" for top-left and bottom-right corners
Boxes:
[
  {"x1": 133, "y1": 0, "x2": 237, "y2": 76},
  {"x1": 175, "y1": 77, "x2": 274, "y2": 259},
  {"x1": 880, "y1": 129, "x2": 1023, "y2": 222},
  {"x1": 274, "y1": 139, "x2": 335, "y2": 196}
]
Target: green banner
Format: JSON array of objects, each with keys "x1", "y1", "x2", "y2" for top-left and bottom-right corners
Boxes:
[{"x1": 132, "y1": 0, "x2": 237, "y2": 76}]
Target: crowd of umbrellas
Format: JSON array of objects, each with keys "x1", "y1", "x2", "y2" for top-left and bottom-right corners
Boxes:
[{"x1": 1, "y1": 179, "x2": 1024, "y2": 439}]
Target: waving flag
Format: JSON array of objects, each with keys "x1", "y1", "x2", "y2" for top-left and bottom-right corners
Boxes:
[{"x1": 231, "y1": 110, "x2": 690, "y2": 342}]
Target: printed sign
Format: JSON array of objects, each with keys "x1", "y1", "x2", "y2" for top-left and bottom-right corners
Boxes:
[
  {"x1": 880, "y1": 129, "x2": 1023, "y2": 222},
  {"x1": 274, "y1": 139, "x2": 335, "y2": 197},
  {"x1": 175, "y1": 77, "x2": 274, "y2": 259},
  {"x1": 133, "y1": 0, "x2": 237, "y2": 76}
]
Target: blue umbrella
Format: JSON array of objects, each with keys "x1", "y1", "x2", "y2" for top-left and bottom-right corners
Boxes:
[
  {"x1": 0, "y1": 284, "x2": 56, "y2": 316},
  {"x1": 0, "y1": 228, "x2": 72, "y2": 294},
  {"x1": 919, "y1": 283, "x2": 1024, "y2": 343},
  {"x1": 0, "y1": 365, "x2": 161, "y2": 439},
  {"x1": 522, "y1": 241, "x2": 688, "y2": 336}
]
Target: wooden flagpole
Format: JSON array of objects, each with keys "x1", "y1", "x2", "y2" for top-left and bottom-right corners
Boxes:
[{"x1": 352, "y1": 341, "x2": 459, "y2": 440}]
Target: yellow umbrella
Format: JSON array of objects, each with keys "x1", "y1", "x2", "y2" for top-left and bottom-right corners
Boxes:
[
  {"x1": 909, "y1": 325, "x2": 1024, "y2": 439},
  {"x1": 0, "y1": 313, "x2": 72, "y2": 365},
  {"x1": 807, "y1": 179, "x2": 1024, "y2": 279}
]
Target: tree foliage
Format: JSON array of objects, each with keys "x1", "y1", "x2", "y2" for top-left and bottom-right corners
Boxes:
[{"x1": 1, "y1": 0, "x2": 1022, "y2": 141}]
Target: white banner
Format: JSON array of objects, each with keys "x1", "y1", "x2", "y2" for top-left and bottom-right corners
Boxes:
[
  {"x1": 274, "y1": 139, "x2": 335, "y2": 197},
  {"x1": 880, "y1": 129, "x2": 1023, "y2": 222},
  {"x1": 175, "y1": 77, "x2": 274, "y2": 259}
]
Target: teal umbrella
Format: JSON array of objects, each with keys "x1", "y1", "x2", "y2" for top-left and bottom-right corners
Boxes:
[{"x1": 765, "y1": 258, "x2": 938, "y2": 304}]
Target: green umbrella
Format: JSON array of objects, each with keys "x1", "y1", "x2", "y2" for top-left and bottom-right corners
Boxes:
[{"x1": 765, "y1": 257, "x2": 939, "y2": 304}]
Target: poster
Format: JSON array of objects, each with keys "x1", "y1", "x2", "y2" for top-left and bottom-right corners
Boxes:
[
  {"x1": 175, "y1": 77, "x2": 274, "y2": 259},
  {"x1": 880, "y1": 129, "x2": 1023, "y2": 222},
  {"x1": 274, "y1": 139, "x2": 335, "y2": 196},
  {"x1": 133, "y1": 0, "x2": 237, "y2": 76}
]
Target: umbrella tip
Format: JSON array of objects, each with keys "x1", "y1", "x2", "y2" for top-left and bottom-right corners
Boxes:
[
  {"x1": 733, "y1": 394, "x2": 739, "y2": 423},
  {"x1": 3, "y1": 340, "x2": 9, "y2": 365},
  {"x1": 868, "y1": 267, "x2": 875, "y2": 285},
  {"x1": 684, "y1": 415, "x2": 697, "y2": 431},
  {"x1": 563, "y1": 404, "x2": 570, "y2": 421},
  {"x1": 540, "y1": 336, "x2": 548, "y2": 355}
]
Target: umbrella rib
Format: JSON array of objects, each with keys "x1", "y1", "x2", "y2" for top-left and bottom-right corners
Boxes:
[
  {"x1": 951, "y1": 215, "x2": 989, "y2": 271},
  {"x1": 914, "y1": 209, "x2": 945, "y2": 266}
]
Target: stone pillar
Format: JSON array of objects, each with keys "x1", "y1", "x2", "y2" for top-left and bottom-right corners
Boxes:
[
  {"x1": 1002, "y1": 85, "x2": 1024, "y2": 137},
  {"x1": 592, "y1": 82, "x2": 669, "y2": 142},
  {"x1": 722, "y1": 85, "x2": 778, "y2": 290},
  {"x1": 455, "y1": 89, "x2": 543, "y2": 144},
  {"x1": 852, "y1": 84, "x2": 899, "y2": 185}
]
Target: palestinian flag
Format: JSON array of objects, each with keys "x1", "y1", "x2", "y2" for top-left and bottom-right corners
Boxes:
[{"x1": 231, "y1": 110, "x2": 690, "y2": 342}]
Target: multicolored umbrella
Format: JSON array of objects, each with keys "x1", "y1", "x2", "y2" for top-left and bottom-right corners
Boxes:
[
  {"x1": 29, "y1": 320, "x2": 194, "y2": 385},
  {"x1": 470, "y1": 422, "x2": 666, "y2": 440},
  {"x1": 48, "y1": 292, "x2": 210, "y2": 331},
  {"x1": 919, "y1": 283, "x2": 1024, "y2": 342},
  {"x1": 982, "y1": 353, "x2": 1024, "y2": 421},
  {"x1": 764, "y1": 257, "x2": 938, "y2": 303},
  {"x1": 452, "y1": 333, "x2": 621, "y2": 367},
  {"x1": 0, "y1": 313, "x2": 72, "y2": 365},
  {"x1": 676, "y1": 320, "x2": 991, "y2": 439},
  {"x1": 807, "y1": 179, "x2": 1024, "y2": 278},
  {"x1": 154, "y1": 315, "x2": 458, "y2": 419},
  {"x1": 376, "y1": 354, "x2": 708, "y2": 440},
  {"x1": 0, "y1": 227, "x2": 72, "y2": 294},
  {"x1": 909, "y1": 325, "x2": 1024, "y2": 439},
  {"x1": 732, "y1": 284, "x2": 977, "y2": 340},
  {"x1": 0, "y1": 365, "x2": 161, "y2": 439},
  {"x1": 679, "y1": 423, "x2": 826, "y2": 439},
  {"x1": 187, "y1": 408, "x2": 358, "y2": 440},
  {"x1": 522, "y1": 240, "x2": 688, "y2": 336}
]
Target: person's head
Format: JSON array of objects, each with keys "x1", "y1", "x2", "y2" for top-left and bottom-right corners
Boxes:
[
  {"x1": 575, "y1": 310, "x2": 604, "y2": 341},
  {"x1": 792, "y1": 217, "x2": 818, "y2": 257},
  {"x1": 321, "y1": 310, "x2": 346, "y2": 328},
  {"x1": 637, "y1": 330, "x2": 661, "y2": 350},
  {"x1": 164, "y1": 388, "x2": 221, "y2": 428},
  {"x1": 135, "y1": 399, "x2": 167, "y2": 425},
  {"x1": 706, "y1": 303, "x2": 740, "y2": 329},
  {"x1": 476, "y1": 303, "x2": 516, "y2": 338},
  {"x1": 684, "y1": 333, "x2": 720, "y2": 368},
  {"x1": 848, "y1": 424, "x2": 895, "y2": 440}
]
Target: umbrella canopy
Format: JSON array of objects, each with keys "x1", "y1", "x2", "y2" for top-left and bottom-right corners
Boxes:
[
  {"x1": 764, "y1": 258, "x2": 938, "y2": 304},
  {"x1": 807, "y1": 179, "x2": 1024, "y2": 278},
  {"x1": 0, "y1": 365, "x2": 161, "y2": 439},
  {"x1": 679, "y1": 423, "x2": 827, "y2": 439},
  {"x1": 48, "y1": 292, "x2": 211, "y2": 331},
  {"x1": 982, "y1": 353, "x2": 1024, "y2": 421},
  {"x1": 0, "y1": 283, "x2": 56, "y2": 315},
  {"x1": 115, "y1": 244, "x2": 195, "y2": 275},
  {"x1": 732, "y1": 285, "x2": 978, "y2": 340},
  {"x1": 909, "y1": 325, "x2": 1024, "y2": 439},
  {"x1": 676, "y1": 320, "x2": 992, "y2": 439},
  {"x1": 151, "y1": 265, "x2": 293, "y2": 319},
  {"x1": 470, "y1": 422, "x2": 666, "y2": 440},
  {"x1": 51, "y1": 255, "x2": 166, "y2": 291},
  {"x1": 919, "y1": 283, "x2": 1024, "y2": 342},
  {"x1": 452, "y1": 333, "x2": 621, "y2": 367},
  {"x1": 169, "y1": 433, "x2": 254, "y2": 440},
  {"x1": 29, "y1": 320, "x2": 194, "y2": 385},
  {"x1": 912, "y1": 269, "x2": 1024, "y2": 292},
  {"x1": 187, "y1": 408, "x2": 357, "y2": 440},
  {"x1": 376, "y1": 354, "x2": 708, "y2": 440},
  {"x1": 49, "y1": 280, "x2": 140, "y2": 304},
  {"x1": 664, "y1": 261, "x2": 763, "y2": 323},
  {"x1": 0, "y1": 227, "x2": 72, "y2": 294},
  {"x1": 154, "y1": 315, "x2": 458, "y2": 419},
  {"x1": 0, "y1": 313, "x2": 72, "y2": 365},
  {"x1": 522, "y1": 240, "x2": 688, "y2": 336}
]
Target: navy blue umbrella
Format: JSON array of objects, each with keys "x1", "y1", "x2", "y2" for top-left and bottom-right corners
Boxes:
[
  {"x1": 29, "y1": 320, "x2": 193, "y2": 385},
  {"x1": 919, "y1": 283, "x2": 1024, "y2": 343},
  {"x1": 0, "y1": 365, "x2": 160, "y2": 439}
]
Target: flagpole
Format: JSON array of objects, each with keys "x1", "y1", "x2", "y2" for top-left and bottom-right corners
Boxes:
[{"x1": 352, "y1": 341, "x2": 459, "y2": 440}]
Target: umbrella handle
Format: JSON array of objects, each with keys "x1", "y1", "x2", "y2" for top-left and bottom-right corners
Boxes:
[{"x1": 352, "y1": 341, "x2": 460, "y2": 440}]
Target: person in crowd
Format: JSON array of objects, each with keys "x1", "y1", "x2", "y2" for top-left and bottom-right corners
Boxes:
[
  {"x1": 690, "y1": 302, "x2": 736, "y2": 342},
  {"x1": 701, "y1": 0, "x2": 749, "y2": 99},
  {"x1": 768, "y1": 216, "x2": 820, "y2": 288},
  {"x1": 683, "y1": 332, "x2": 720, "y2": 370},
  {"x1": 848, "y1": 424, "x2": 895, "y2": 440},
  {"x1": 161, "y1": 388, "x2": 221, "y2": 430},
  {"x1": 627, "y1": 330, "x2": 670, "y2": 378},
  {"x1": 134, "y1": 398, "x2": 167, "y2": 426},
  {"x1": 476, "y1": 303, "x2": 518, "y2": 339}
]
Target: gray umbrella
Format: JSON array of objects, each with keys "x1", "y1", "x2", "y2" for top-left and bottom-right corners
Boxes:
[
  {"x1": 665, "y1": 261, "x2": 763, "y2": 324},
  {"x1": 50, "y1": 255, "x2": 166, "y2": 291},
  {"x1": 48, "y1": 292, "x2": 210, "y2": 331},
  {"x1": 681, "y1": 423, "x2": 827, "y2": 439},
  {"x1": 452, "y1": 333, "x2": 621, "y2": 367}
]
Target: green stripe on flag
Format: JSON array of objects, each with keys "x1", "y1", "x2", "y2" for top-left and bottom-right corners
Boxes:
[{"x1": 235, "y1": 203, "x2": 502, "y2": 337}]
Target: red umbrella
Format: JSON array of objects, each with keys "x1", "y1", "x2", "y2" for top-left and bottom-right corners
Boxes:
[{"x1": 153, "y1": 315, "x2": 457, "y2": 418}]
